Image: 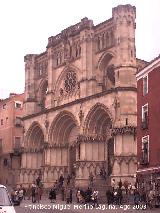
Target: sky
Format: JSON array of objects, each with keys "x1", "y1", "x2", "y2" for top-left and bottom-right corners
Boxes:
[{"x1": 0, "y1": 0, "x2": 160, "y2": 99}]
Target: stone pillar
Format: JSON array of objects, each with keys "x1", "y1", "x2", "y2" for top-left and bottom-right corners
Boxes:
[
  {"x1": 79, "y1": 18, "x2": 94, "y2": 98},
  {"x1": 46, "y1": 47, "x2": 54, "y2": 109},
  {"x1": 24, "y1": 54, "x2": 37, "y2": 115}
]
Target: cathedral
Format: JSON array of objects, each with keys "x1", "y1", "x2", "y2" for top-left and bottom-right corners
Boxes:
[{"x1": 19, "y1": 4, "x2": 146, "y2": 188}]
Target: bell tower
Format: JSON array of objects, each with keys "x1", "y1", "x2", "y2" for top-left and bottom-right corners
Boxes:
[{"x1": 111, "y1": 5, "x2": 137, "y2": 184}]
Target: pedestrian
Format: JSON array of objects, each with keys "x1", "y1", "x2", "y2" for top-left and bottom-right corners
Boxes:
[
  {"x1": 117, "y1": 187, "x2": 123, "y2": 205},
  {"x1": 66, "y1": 188, "x2": 71, "y2": 204},
  {"x1": 118, "y1": 179, "x2": 122, "y2": 189},
  {"x1": 36, "y1": 176, "x2": 41, "y2": 187},
  {"x1": 70, "y1": 188, "x2": 73, "y2": 203},
  {"x1": 123, "y1": 180, "x2": 129, "y2": 194},
  {"x1": 147, "y1": 188, "x2": 155, "y2": 209},
  {"x1": 59, "y1": 174, "x2": 64, "y2": 188},
  {"x1": 134, "y1": 189, "x2": 140, "y2": 205},
  {"x1": 106, "y1": 187, "x2": 113, "y2": 205},
  {"x1": 61, "y1": 186, "x2": 65, "y2": 201},
  {"x1": 140, "y1": 189, "x2": 147, "y2": 206},
  {"x1": 49, "y1": 186, "x2": 56, "y2": 203},
  {"x1": 18, "y1": 186, "x2": 24, "y2": 202},
  {"x1": 91, "y1": 189, "x2": 99, "y2": 207},
  {"x1": 89, "y1": 173, "x2": 94, "y2": 187},
  {"x1": 26, "y1": 185, "x2": 31, "y2": 200},
  {"x1": 67, "y1": 174, "x2": 71, "y2": 185},
  {"x1": 31, "y1": 181, "x2": 37, "y2": 203},
  {"x1": 85, "y1": 187, "x2": 92, "y2": 204},
  {"x1": 22, "y1": 187, "x2": 26, "y2": 200},
  {"x1": 111, "y1": 179, "x2": 116, "y2": 192},
  {"x1": 76, "y1": 188, "x2": 81, "y2": 203}
]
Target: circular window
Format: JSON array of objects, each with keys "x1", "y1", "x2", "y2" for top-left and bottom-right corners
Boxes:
[{"x1": 64, "y1": 71, "x2": 77, "y2": 93}]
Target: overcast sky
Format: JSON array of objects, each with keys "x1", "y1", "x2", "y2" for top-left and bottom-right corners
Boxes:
[{"x1": 0, "y1": 0, "x2": 160, "y2": 99}]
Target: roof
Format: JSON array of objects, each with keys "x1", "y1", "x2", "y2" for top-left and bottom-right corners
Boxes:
[
  {"x1": 136, "y1": 55, "x2": 160, "y2": 80},
  {"x1": 0, "y1": 93, "x2": 24, "y2": 105}
]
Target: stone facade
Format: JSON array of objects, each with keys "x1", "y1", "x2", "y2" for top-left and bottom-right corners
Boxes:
[{"x1": 19, "y1": 4, "x2": 145, "y2": 188}]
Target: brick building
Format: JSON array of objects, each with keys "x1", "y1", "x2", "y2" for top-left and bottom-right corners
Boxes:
[
  {"x1": 0, "y1": 93, "x2": 24, "y2": 186},
  {"x1": 136, "y1": 56, "x2": 160, "y2": 192}
]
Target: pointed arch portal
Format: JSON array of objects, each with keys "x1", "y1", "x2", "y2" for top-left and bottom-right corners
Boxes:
[{"x1": 49, "y1": 111, "x2": 80, "y2": 174}]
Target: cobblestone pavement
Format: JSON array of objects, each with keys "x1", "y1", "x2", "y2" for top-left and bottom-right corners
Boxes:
[{"x1": 14, "y1": 197, "x2": 160, "y2": 213}]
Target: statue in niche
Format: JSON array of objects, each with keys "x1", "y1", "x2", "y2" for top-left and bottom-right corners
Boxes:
[{"x1": 64, "y1": 40, "x2": 71, "y2": 60}]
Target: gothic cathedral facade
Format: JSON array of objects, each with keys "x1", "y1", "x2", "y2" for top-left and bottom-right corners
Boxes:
[{"x1": 19, "y1": 5, "x2": 143, "y2": 187}]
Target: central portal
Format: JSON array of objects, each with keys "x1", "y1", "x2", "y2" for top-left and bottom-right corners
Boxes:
[{"x1": 49, "y1": 111, "x2": 79, "y2": 179}]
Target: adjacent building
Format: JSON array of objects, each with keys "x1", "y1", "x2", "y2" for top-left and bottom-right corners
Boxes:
[
  {"x1": 136, "y1": 56, "x2": 160, "y2": 191},
  {"x1": 0, "y1": 93, "x2": 24, "y2": 186}
]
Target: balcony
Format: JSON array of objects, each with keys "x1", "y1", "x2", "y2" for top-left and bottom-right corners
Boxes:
[
  {"x1": 139, "y1": 152, "x2": 149, "y2": 166},
  {"x1": 141, "y1": 119, "x2": 148, "y2": 130},
  {"x1": 12, "y1": 144, "x2": 24, "y2": 156},
  {"x1": 15, "y1": 117, "x2": 22, "y2": 127}
]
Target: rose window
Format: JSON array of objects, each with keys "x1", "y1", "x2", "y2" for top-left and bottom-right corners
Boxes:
[{"x1": 64, "y1": 71, "x2": 77, "y2": 93}]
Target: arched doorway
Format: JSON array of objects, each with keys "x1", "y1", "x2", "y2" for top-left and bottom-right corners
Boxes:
[
  {"x1": 78, "y1": 103, "x2": 113, "y2": 184},
  {"x1": 49, "y1": 111, "x2": 79, "y2": 177},
  {"x1": 20, "y1": 122, "x2": 44, "y2": 184}
]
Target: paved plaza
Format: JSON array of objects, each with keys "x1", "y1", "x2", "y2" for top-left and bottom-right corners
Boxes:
[{"x1": 15, "y1": 197, "x2": 160, "y2": 213}]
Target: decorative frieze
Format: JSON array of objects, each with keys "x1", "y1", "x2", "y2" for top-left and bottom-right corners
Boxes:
[
  {"x1": 111, "y1": 125, "x2": 136, "y2": 136},
  {"x1": 76, "y1": 134, "x2": 107, "y2": 143},
  {"x1": 112, "y1": 155, "x2": 137, "y2": 165}
]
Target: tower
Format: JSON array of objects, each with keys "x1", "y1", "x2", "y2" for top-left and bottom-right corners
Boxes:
[{"x1": 111, "y1": 5, "x2": 137, "y2": 183}]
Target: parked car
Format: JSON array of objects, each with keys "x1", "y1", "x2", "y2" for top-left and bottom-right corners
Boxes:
[{"x1": 0, "y1": 184, "x2": 16, "y2": 213}]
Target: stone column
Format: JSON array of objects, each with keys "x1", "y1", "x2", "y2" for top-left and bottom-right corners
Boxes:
[
  {"x1": 46, "y1": 47, "x2": 54, "y2": 109},
  {"x1": 79, "y1": 18, "x2": 94, "y2": 98}
]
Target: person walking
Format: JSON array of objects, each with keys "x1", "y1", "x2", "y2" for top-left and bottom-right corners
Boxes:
[
  {"x1": 66, "y1": 188, "x2": 71, "y2": 204},
  {"x1": 49, "y1": 186, "x2": 56, "y2": 203},
  {"x1": 76, "y1": 188, "x2": 81, "y2": 203},
  {"x1": 106, "y1": 187, "x2": 113, "y2": 205},
  {"x1": 134, "y1": 189, "x2": 140, "y2": 206},
  {"x1": 31, "y1": 181, "x2": 37, "y2": 203},
  {"x1": 89, "y1": 173, "x2": 94, "y2": 187},
  {"x1": 91, "y1": 189, "x2": 99, "y2": 207},
  {"x1": 148, "y1": 188, "x2": 155, "y2": 209},
  {"x1": 117, "y1": 187, "x2": 123, "y2": 205},
  {"x1": 26, "y1": 185, "x2": 31, "y2": 200},
  {"x1": 18, "y1": 186, "x2": 24, "y2": 202}
]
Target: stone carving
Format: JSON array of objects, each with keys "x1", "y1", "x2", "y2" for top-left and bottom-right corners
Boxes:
[
  {"x1": 111, "y1": 125, "x2": 136, "y2": 136},
  {"x1": 113, "y1": 155, "x2": 137, "y2": 165},
  {"x1": 64, "y1": 40, "x2": 72, "y2": 61},
  {"x1": 78, "y1": 105, "x2": 84, "y2": 124},
  {"x1": 76, "y1": 134, "x2": 107, "y2": 143},
  {"x1": 47, "y1": 17, "x2": 93, "y2": 48},
  {"x1": 64, "y1": 71, "x2": 77, "y2": 93},
  {"x1": 96, "y1": 29, "x2": 115, "y2": 53}
]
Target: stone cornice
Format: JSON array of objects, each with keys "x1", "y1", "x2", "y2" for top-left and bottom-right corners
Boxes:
[
  {"x1": 47, "y1": 17, "x2": 93, "y2": 48},
  {"x1": 22, "y1": 86, "x2": 137, "y2": 120}
]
